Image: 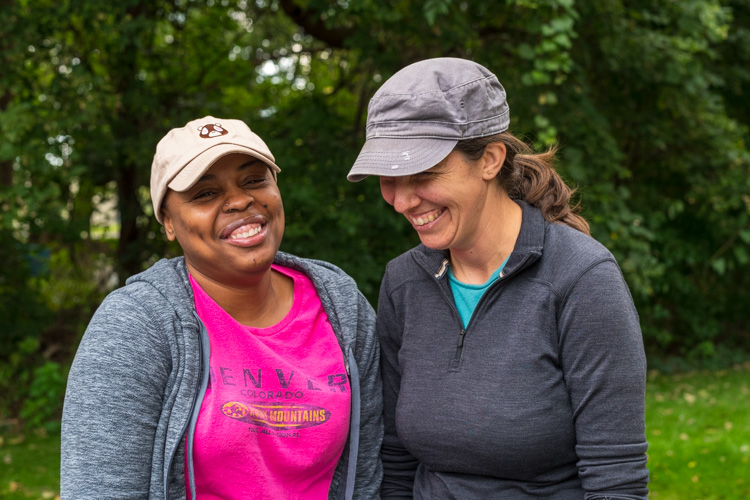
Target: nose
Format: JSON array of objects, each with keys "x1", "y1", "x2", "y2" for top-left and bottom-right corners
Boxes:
[
  {"x1": 223, "y1": 185, "x2": 253, "y2": 213},
  {"x1": 380, "y1": 177, "x2": 420, "y2": 214}
]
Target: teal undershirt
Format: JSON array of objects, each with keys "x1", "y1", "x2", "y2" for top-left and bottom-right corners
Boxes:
[{"x1": 448, "y1": 256, "x2": 510, "y2": 329}]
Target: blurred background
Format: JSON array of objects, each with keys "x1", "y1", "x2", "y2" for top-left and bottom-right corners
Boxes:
[{"x1": 0, "y1": 0, "x2": 748, "y2": 497}]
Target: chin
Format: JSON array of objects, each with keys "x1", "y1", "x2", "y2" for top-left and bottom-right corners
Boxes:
[{"x1": 418, "y1": 237, "x2": 450, "y2": 251}]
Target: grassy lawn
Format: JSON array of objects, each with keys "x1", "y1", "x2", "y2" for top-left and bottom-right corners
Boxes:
[
  {"x1": 1, "y1": 363, "x2": 748, "y2": 499},
  {"x1": 0, "y1": 427, "x2": 60, "y2": 500},
  {"x1": 646, "y1": 362, "x2": 750, "y2": 499}
]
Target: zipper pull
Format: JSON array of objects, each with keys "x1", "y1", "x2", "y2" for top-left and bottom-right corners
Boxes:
[{"x1": 453, "y1": 329, "x2": 467, "y2": 364}]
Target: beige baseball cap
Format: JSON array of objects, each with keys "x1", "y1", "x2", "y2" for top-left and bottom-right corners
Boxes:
[{"x1": 150, "y1": 116, "x2": 281, "y2": 223}]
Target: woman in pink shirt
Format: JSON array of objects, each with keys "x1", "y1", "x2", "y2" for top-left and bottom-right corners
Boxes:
[{"x1": 61, "y1": 116, "x2": 383, "y2": 499}]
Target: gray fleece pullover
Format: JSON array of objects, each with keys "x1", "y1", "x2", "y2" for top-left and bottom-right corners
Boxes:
[
  {"x1": 378, "y1": 202, "x2": 649, "y2": 499},
  {"x1": 61, "y1": 252, "x2": 383, "y2": 499}
]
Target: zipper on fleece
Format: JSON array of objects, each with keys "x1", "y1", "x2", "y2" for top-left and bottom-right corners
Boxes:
[
  {"x1": 433, "y1": 282, "x2": 468, "y2": 368},
  {"x1": 447, "y1": 274, "x2": 512, "y2": 367},
  {"x1": 164, "y1": 313, "x2": 211, "y2": 500},
  {"x1": 430, "y1": 260, "x2": 471, "y2": 369},
  {"x1": 451, "y1": 281, "x2": 503, "y2": 366},
  {"x1": 343, "y1": 348, "x2": 360, "y2": 500},
  {"x1": 454, "y1": 329, "x2": 466, "y2": 362},
  {"x1": 446, "y1": 251, "x2": 538, "y2": 366}
]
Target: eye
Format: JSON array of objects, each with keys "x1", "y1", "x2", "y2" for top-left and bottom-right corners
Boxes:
[
  {"x1": 243, "y1": 176, "x2": 267, "y2": 187},
  {"x1": 191, "y1": 190, "x2": 217, "y2": 201},
  {"x1": 415, "y1": 171, "x2": 435, "y2": 180},
  {"x1": 379, "y1": 177, "x2": 395, "y2": 189}
]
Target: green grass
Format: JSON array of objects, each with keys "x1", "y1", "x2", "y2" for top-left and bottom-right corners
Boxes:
[
  {"x1": 1, "y1": 363, "x2": 748, "y2": 499},
  {"x1": 646, "y1": 362, "x2": 750, "y2": 499},
  {"x1": 0, "y1": 427, "x2": 60, "y2": 500}
]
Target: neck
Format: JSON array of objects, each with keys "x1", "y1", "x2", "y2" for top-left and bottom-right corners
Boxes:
[
  {"x1": 188, "y1": 263, "x2": 294, "y2": 327},
  {"x1": 449, "y1": 194, "x2": 522, "y2": 285}
]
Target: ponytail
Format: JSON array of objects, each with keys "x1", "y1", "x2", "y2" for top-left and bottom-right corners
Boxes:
[{"x1": 454, "y1": 132, "x2": 590, "y2": 236}]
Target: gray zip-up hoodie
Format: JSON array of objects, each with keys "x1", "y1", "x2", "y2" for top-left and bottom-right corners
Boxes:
[{"x1": 61, "y1": 252, "x2": 383, "y2": 499}]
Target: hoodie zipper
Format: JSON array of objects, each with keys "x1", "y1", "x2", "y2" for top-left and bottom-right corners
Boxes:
[{"x1": 165, "y1": 314, "x2": 209, "y2": 500}]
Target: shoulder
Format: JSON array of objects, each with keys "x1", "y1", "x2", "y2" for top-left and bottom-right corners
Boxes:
[
  {"x1": 125, "y1": 256, "x2": 191, "y2": 299},
  {"x1": 76, "y1": 258, "x2": 198, "y2": 372},
  {"x1": 276, "y1": 252, "x2": 377, "y2": 352},
  {"x1": 534, "y1": 222, "x2": 628, "y2": 299},
  {"x1": 543, "y1": 222, "x2": 617, "y2": 268},
  {"x1": 275, "y1": 251, "x2": 357, "y2": 288},
  {"x1": 275, "y1": 251, "x2": 372, "y2": 319},
  {"x1": 90, "y1": 257, "x2": 194, "y2": 336}
]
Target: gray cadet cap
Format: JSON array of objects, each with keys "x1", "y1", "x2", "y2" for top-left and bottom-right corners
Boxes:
[{"x1": 347, "y1": 57, "x2": 510, "y2": 181}]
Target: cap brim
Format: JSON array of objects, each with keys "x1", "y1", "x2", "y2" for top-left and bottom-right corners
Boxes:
[
  {"x1": 347, "y1": 137, "x2": 457, "y2": 182},
  {"x1": 168, "y1": 144, "x2": 281, "y2": 192}
]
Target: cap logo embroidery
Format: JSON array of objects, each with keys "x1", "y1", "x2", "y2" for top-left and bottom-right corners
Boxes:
[
  {"x1": 391, "y1": 165, "x2": 399, "y2": 169},
  {"x1": 402, "y1": 151, "x2": 411, "y2": 160},
  {"x1": 198, "y1": 123, "x2": 228, "y2": 139}
]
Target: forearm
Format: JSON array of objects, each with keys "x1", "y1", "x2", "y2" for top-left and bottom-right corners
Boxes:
[{"x1": 560, "y1": 260, "x2": 649, "y2": 498}]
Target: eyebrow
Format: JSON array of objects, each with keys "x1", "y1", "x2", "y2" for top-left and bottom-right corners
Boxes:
[
  {"x1": 425, "y1": 161, "x2": 447, "y2": 173},
  {"x1": 195, "y1": 160, "x2": 265, "y2": 183}
]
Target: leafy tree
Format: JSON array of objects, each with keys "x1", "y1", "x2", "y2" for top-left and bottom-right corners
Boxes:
[
  {"x1": 280, "y1": 0, "x2": 750, "y2": 358},
  {"x1": 1, "y1": 0, "x2": 749, "y2": 426}
]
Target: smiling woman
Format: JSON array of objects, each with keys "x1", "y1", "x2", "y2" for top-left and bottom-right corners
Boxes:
[
  {"x1": 161, "y1": 155, "x2": 289, "y2": 326},
  {"x1": 348, "y1": 58, "x2": 649, "y2": 499},
  {"x1": 60, "y1": 117, "x2": 383, "y2": 500}
]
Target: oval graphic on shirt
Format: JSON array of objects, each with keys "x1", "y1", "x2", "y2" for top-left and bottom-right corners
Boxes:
[{"x1": 221, "y1": 401, "x2": 332, "y2": 430}]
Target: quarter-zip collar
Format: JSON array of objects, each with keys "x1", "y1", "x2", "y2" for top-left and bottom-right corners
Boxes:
[
  {"x1": 405, "y1": 201, "x2": 547, "y2": 370},
  {"x1": 411, "y1": 200, "x2": 546, "y2": 282}
]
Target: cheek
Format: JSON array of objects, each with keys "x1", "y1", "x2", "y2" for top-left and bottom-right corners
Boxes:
[
  {"x1": 172, "y1": 213, "x2": 208, "y2": 244},
  {"x1": 379, "y1": 182, "x2": 395, "y2": 206},
  {"x1": 268, "y1": 192, "x2": 284, "y2": 218},
  {"x1": 269, "y1": 191, "x2": 285, "y2": 232}
]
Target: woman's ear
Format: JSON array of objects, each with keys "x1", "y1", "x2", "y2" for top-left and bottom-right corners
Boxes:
[
  {"x1": 481, "y1": 142, "x2": 507, "y2": 181},
  {"x1": 162, "y1": 209, "x2": 177, "y2": 242}
]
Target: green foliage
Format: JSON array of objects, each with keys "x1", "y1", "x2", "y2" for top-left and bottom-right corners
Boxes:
[
  {"x1": 19, "y1": 362, "x2": 67, "y2": 432},
  {"x1": 1, "y1": 0, "x2": 749, "y2": 427},
  {"x1": 569, "y1": 0, "x2": 750, "y2": 358},
  {"x1": 0, "y1": 231, "x2": 56, "y2": 427},
  {"x1": 0, "y1": 242, "x2": 104, "y2": 429},
  {"x1": 423, "y1": 0, "x2": 451, "y2": 26}
]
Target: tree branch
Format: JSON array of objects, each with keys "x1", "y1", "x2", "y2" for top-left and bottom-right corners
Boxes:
[{"x1": 278, "y1": 0, "x2": 354, "y2": 48}]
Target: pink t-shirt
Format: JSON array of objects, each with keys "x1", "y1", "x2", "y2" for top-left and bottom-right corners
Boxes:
[{"x1": 186, "y1": 265, "x2": 351, "y2": 500}]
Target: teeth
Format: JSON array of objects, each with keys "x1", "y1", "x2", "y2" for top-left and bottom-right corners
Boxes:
[
  {"x1": 229, "y1": 224, "x2": 262, "y2": 240},
  {"x1": 411, "y1": 209, "x2": 443, "y2": 226}
]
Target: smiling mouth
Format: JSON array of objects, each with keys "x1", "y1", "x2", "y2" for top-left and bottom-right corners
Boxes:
[
  {"x1": 410, "y1": 208, "x2": 445, "y2": 227},
  {"x1": 227, "y1": 223, "x2": 263, "y2": 240}
]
